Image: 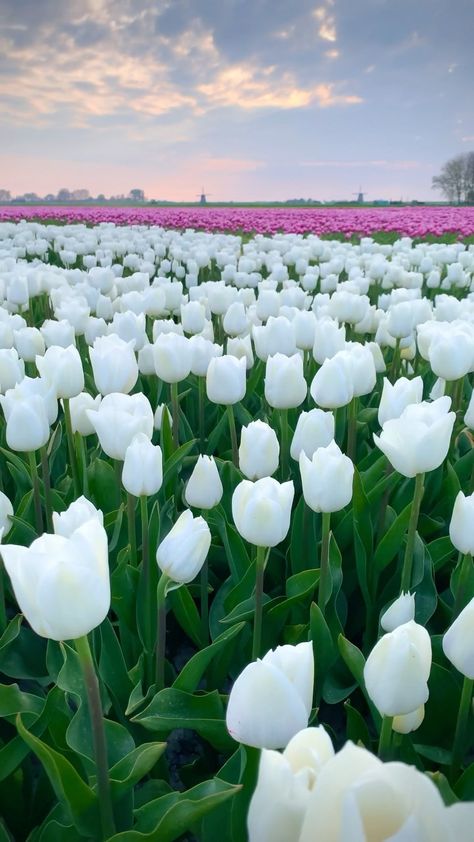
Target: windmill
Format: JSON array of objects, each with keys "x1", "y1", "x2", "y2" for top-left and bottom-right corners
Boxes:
[
  {"x1": 196, "y1": 188, "x2": 211, "y2": 205},
  {"x1": 352, "y1": 187, "x2": 367, "y2": 204}
]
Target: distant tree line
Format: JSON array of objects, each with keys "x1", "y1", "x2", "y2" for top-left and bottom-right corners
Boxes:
[{"x1": 432, "y1": 152, "x2": 474, "y2": 204}]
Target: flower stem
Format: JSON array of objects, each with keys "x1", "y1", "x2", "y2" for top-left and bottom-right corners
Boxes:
[
  {"x1": 252, "y1": 546, "x2": 267, "y2": 660},
  {"x1": 226, "y1": 404, "x2": 239, "y2": 467},
  {"x1": 378, "y1": 715, "x2": 393, "y2": 760},
  {"x1": 318, "y1": 512, "x2": 331, "y2": 611},
  {"x1": 390, "y1": 339, "x2": 401, "y2": 382},
  {"x1": 74, "y1": 634, "x2": 116, "y2": 840},
  {"x1": 40, "y1": 446, "x2": 53, "y2": 533},
  {"x1": 63, "y1": 398, "x2": 80, "y2": 497},
  {"x1": 170, "y1": 382, "x2": 180, "y2": 449},
  {"x1": 28, "y1": 450, "x2": 43, "y2": 534},
  {"x1": 280, "y1": 408, "x2": 289, "y2": 480},
  {"x1": 126, "y1": 493, "x2": 137, "y2": 566},
  {"x1": 400, "y1": 473, "x2": 425, "y2": 593},
  {"x1": 198, "y1": 375, "x2": 205, "y2": 447},
  {"x1": 75, "y1": 431, "x2": 89, "y2": 496},
  {"x1": 347, "y1": 396, "x2": 358, "y2": 462},
  {"x1": 200, "y1": 559, "x2": 209, "y2": 646},
  {"x1": 140, "y1": 495, "x2": 155, "y2": 686},
  {"x1": 0, "y1": 563, "x2": 6, "y2": 635},
  {"x1": 451, "y1": 676, "x2": 474, "y2": 779},
  {"x1": 155, "y1": 573, "x2": 170, "y2": 690},
  {"x1": 454, "y1": 553, "x2": 473, "y2": 617}
]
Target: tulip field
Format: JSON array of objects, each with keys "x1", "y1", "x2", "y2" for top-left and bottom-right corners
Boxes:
[{"x1": 1, "y1": 215, "x2": 474, "y2": 840}]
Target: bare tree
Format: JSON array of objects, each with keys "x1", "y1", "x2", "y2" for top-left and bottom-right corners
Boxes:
[{"x1": 432, "y1": 152, "x2": 474, "y2": 203}]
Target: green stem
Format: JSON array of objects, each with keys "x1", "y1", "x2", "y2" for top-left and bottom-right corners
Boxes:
[
  {"x1": 451, "y1": 676, "x2": 474, "y2": 779},
  {"x1": 40, "y1": 446, "x2": 53, "y2": 533},
  {"x1": 252, "y1": 546, "x2": 266, "y2": 660},
  {"x1": 200, "y1": 559, "x2": 209, "y2": 646},
  {"x1": 390, "y1": 339, "x2": 400, "y2": 383},
  {"x1": 347, "y1": 396, "x2": 358, "y2": 462},
  {"x1": 63, "y1": 398, "x2": 80, "y2": 497},
  {"x1": 75, "y1": 432, "x2": 89, "y2": 496},
  {"x1": 378, "y1": 715, "x2": 394, "y2": 760},
  {"x1": 74, "y1": 635, "x2": 116, "y2": 840},
  {"x1": 400, "y1": 473, "x2": 425, "y2": 593},
  {"x1": 126, "y1": 493, "x2": 137, "y2": 566},
  {"x1": 454, "y1": 553, "x2": 473, "y2": 617},
  {"x1": 226, "y1": 404, "x2": 239, "y2": 467},
  {"x1": 280, "y1": 408, "x2": 289, "y2": 480},
  {"x1": 198, "y1": 376, "x2": 205, "y2": 447},
  {"x1": 28, "y1": 450, "x2": 43, "y2": 534},
  {"x1": 318, "y1": 512, "x2": 331, "y2": 611},
  {"x1": 155, "y1": 574, "x2": 170, "y2": 690},
  {"x1": 140, "y1": 496, "x2": 154, "y2": 686},
  {"x1": 0, "y1": 561, "x2": 6, "y2": 635},
  {"x1": 170, "y1": 382, "x2": 180, "y2": 449}
]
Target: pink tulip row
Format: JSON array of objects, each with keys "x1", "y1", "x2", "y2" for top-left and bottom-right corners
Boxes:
[{"x1": 1, "y1": 204, "x2": 474, "y2": 236}]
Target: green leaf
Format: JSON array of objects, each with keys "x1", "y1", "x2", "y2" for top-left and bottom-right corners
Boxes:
[
  {"x1": 15, "y1": 714, "x2": 99, "y2": 837},
  {"x1": 353, "y1": 468, "x2": 373, "y2": 559},
  {"x1": 162, "y1": 439, "x2": 197, "y2": 488},
  {"x1": 208, "y1": 508, "x2": 249, "y2": 582},
  {"x1": 290, "y1": 497, "x2": 316, "y2": 575},
  {"x1": 173, "y1": 623, "x2": 245, "y2": 693},
  {"x1": 338, "y1": 634, "x2": 380, "y2": 726},
  {"x1": 132, "y1": 689, "x2": 233, "y2": 751},
  {"x1": 109, "y1": 743, "x2": 167, "y2": 800},
  {"x1": 345, "y1": 700, "x2": 371, "y2": 747},
  {"x1": 168, "y1": 585, "x2": 203, "y2": 649},
  {"x1": 99, "y1": 619, "x2": 134, "y2": 714},
  {"x1": 88, "y1": 458, "x2": 121, "y2": 512},
  {"x1": 373, "y1": 502, "x2": 412, "y2": 574},
  {"x1": 310, "y1": 602, "x2": 337, "y2": 703},
  {"x1": 108, "y1": 779, "x2": 240, "y2": 842}
]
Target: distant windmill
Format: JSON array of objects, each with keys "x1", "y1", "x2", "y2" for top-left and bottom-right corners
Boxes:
[
  {"x1": 196, "y1": 188, "x2": 211, "y2": 205},
  {"x1": 352, "y1": 187, "x2": 367, "y2": 204}
]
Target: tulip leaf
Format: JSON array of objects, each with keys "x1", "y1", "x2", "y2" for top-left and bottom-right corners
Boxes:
[
  {"x1": 429, "y1": 536, "x2": 455, "y2": 572},
  {"x1": 132, "y1": 689, "x2": 234, "y2": 751},
  {"x1": 88, "y1": 457, "x2": 121, "y2": 512},
  {"x1": 290, "y1": 496, "x2": 316, "y2": 575},
  {"x1": 168, "y1": 585, "x2": 204, "y2": 648},
  {"x1": 373, "y1": 501, "x2": 412, "y2": 574},
  {"x1": 99, "y1": 619, "x2": 134, "y2": 714},
  {"x1": 455, "y1": 762, "x2": 474, "y2": 800},
  {"x1": 338, "y1": 634, "x2": 380, "y2": 726},
  {"x1": 0, "y1": 615, "x2": 48, "y2": 680},
  {"x1": 162, "y1": 439, "x2": 197, "y2": 487},
  {"x1": 220, "y1": 594, "x2": 271, "y2": 626},
  {"x1": 109, "y1": 742, "x2": 167, "y2": 799},
  {"x1": 173, "y1": 623, "x2": 245, "y2": 693},
  {"x1": 207, "y1": 508, "x2": 249, "y2": 582},
  {"x1": 15, "y1": 713, "x2": 99, "y2": 837},
  {"x1": 0, "y1": 448, "x2": 32, "y2": 488},
  {"x1": 310, "y1": 602, "x2": 337, "y2": 703},
  {"x1": 344, "y1": 700, "x2": 371, "y2": 748},
  {"x1": 108, "y1": 778, "x2": 240, "y2": 841},
  {"x1": 353, "y1": 468, "x2": 373, "y2": 559},
  {"x1": 353, "y1": 525, "x2": 371, "y2": 611}
]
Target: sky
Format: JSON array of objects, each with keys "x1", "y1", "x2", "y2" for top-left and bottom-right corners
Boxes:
[{"x1": 0, "y1": 0, "x2": 473, "y2": 202}]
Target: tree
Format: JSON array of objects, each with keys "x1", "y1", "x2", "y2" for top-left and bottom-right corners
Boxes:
[
  {"x1": 128, "y1": 188, "x2": 145, "y2": 202},
  {"x1": 432, "y1": 152, "x2": 474, "y2": 203}
]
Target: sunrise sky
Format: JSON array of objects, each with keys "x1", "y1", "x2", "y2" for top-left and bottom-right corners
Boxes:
[{"x1": 1, "y1": 0, "x2": 473, "y2": 202}]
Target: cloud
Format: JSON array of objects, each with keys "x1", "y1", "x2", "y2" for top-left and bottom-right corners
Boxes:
[{"x1": 300, "y1": 160, "x2": 426, "y2": 170}]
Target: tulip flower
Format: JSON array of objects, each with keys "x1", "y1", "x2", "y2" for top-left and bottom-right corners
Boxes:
[
  {"x1": 380, "y1": 591, "x2": 415, "y2": 632},
  {"x1": 1, "y1": 497, "x2": 115, "y2": 836},
  {"x1": 247, "y1": 726, "x2": 334, "y2": 842},
  {"x1": 232, "y1": 477, "x2": 294, "y2": 657},
  {"x1": 0, "y1": 348, "x2": 25, "y2": 394},
  {"x1": 374, "y1": 397, "x2": 455, "y2": 592},
  {"x1": 153, "y1": 332, "x2": 192, "y2": 447},
  {"x1": 290, "y1": 408, "x2": 335, "y2": 461},
  {"x1": 184, "y1": 455, "x2": 223, "y2": 510},
  {"x1": 155, "y1": 510, "x2": 211, "y2": 687},
  {"x1": 226, "y1": 642, "x2": 314, "y2": 749},
  {"x1": 239, "y1": 420, "x2": 280, "y2": 481},
  {"x1": 298, "y1": 740, "x2": 471, "y2": 842},
  {"x1": 265, "y1": 353, "x2": 306, "y2": 477},
  {"x1": 300, "y1": 440, "x2": 353, "y2": 610},
  {"x1": 207, "y1": 355, "x2": 246, "y2": 465},
  {"x1": 443, "y1": 598, "x2": 474, "y2": 776},
  {"x1": 310, "y1": 352, "x2": 353, "y2": 410},
  {"x1": 377, "y1": 375, "x2": 424, "y2": 427},
  {"x1": 90, "y1": 333, "x2": 138, "y2": 395},
  {"x1": 87, "y1": 392, "x2": 153, "y2": 461},
  {"x1": 35, "y1": 344, "x2": 84, "y2": 399}
]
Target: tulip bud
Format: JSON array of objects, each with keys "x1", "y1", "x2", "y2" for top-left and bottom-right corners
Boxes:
[
  {"x1": 153, "y1": 332, "x2": 192, "y2": 383},
  {"x1": 380, "y1": 591, "x2": 415, "y2": 632},
  {"x1": 232, "y1": 477, "x2": 294, "y2": 547},
  {"x1": 449, "y1": 491, "x2": 474, "y2": 555},
  {"x1": 184, "y1": 455, "x2": 223, "y2": 509},
  {"x1": 0, "y1": 348, "x2": 25, "y2": 394},
  {"x1": 40, "y1": 319, "x2": 76, "y2": 349},
  {"x1": 312, "y1": 319, "x2": 345, "y2": 365},
  {"x1": 265, "y1": 353, "x2": 307, "y2": 409},
  {"x1": 156, "y1": 509, "x2": 211, "y2": 584},
  {"x1": 364, "y1": 620, "x2": 432, "y2": 717},
  {"x1": 392, "y1": 705, "x2": 425, "y2": 734},
  {"x1": 68, "y1": 392, "x2": 102, "y2": 436},
  {"x1": 239, "y1": 420, "x2": 280, "y2": 480},
  {"x1": 122, "y1": 433, "x2": 163, "y2": 497},
  {"x1": 442, "y1": 597, "x2": 474, "y2": 678},
  {"x1": 299, "y1": 441, "x2": 353, "y2": 513},
  {"x1": 378, "y1": 376, "x2": 423, "y2": 427},
  {"x1": 35, "y1": 344, "x2": 84, "y2": 399},
  {"x1": 226, "y1": 642, "x2": 314, "y2": 749},
  {"x1": 1, "y1": 499, "x2": 110, "y2": 640},
  {"x1": 14, "y1": 327, "x2": 45, "y2": 362},
  {"x1": 290, "y1": 408, "x2": 334, "y2": 460},
  {"x1": 0, "y1": 393, "x2": 50, "y2": 452},
  {"x1": 154, "y1": 402, "x2": 172, "y2": 431},
  {"x1": 373, "y1": 397, "x2": 455, "y2": 478},
  {"x1": 90, "y1": 334, "x2": 138, "y2": 395},
  {"x1": 206, "y1": 355, "x2": 246, "y2": 405},
  {"x1": 86, "y1": 392, "x2": 153, "y2": 461},
  {"x1": 310, "y1": 352, "x2": 353, "y2": 409}
]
